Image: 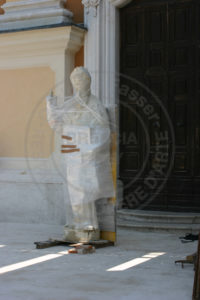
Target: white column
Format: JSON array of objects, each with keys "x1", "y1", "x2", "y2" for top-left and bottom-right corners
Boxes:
[
  {"x1": 83, "y1": 0, "x2": 132, "y2": 108},
  {"x1": 83, "y1": 0, "x2": 132, "y2": 239}
]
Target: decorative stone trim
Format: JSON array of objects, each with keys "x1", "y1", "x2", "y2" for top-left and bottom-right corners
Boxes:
[
  {"x1": 109, "y1": 0, "x2": 131, "y2": 8},
  {"x1": 0, "y1": 0, "x2": 73, "y2": 31},
  {"x1": 82, "y1": 0, "x2": 101, "y2": 17}
]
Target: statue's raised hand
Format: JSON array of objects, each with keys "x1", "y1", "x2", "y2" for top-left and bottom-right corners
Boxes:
[{"x1": 46, "y1": 90, "x2": 57, "y2": 105}]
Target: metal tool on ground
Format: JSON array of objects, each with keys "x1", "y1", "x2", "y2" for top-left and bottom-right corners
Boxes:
[
  {"x1": 175, "y1": 233, "x2": 199, "y2": 268},
  {"x1": 180, "y1": 234, "x2": 199, "y2": 244},
  {"x1": 175, "y1": 253, "x2": 197, "y2": 269}
]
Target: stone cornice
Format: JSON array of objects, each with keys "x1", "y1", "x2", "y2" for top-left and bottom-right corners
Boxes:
[
  {"x1": 0, "y1": 26, "x2": 85, "y2": 62},
  {"x1": 3, "y1": 0, "x2": 66, "y2": 12},
  {"x1": 0, "y1": 0, "x2": 73, "y2": 31}
]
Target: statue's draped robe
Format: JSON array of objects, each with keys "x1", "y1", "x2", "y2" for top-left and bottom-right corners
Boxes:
[{"x1": 46, "y1": 94, "x2": 115, "y2": 207}]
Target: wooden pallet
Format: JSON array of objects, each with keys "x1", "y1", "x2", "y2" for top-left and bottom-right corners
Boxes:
[{"x1": 34, "y1": 239, "x2": 114, "y2": 250}]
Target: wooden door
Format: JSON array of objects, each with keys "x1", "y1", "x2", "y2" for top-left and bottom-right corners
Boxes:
[{"x1": 120, "y1": 0, "x2": 200, "y2": 211}]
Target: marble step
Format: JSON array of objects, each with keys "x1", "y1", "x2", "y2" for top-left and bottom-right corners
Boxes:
[
  {"x1": 117, "y1": 209, "x2": 200, "y2": 233},
  {"x1": 117, "y1": 221, "x2": 200, "y2": 233},
  {"x1": 117, "y1": 209, "x2": 200, "y2": 224}
]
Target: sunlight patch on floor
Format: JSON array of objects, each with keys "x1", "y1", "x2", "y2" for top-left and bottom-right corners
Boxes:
[
  {"x1": 107, "y1": 252, "x2": 166, "y2": 271},
  {"x1": 0, "y1": 250, "x2": 69, "y2": 275}
]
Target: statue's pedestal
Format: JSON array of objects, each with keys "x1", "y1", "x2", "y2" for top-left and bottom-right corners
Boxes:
[{"x1": 64, "y1": 226, "x2": 100, "y2": 243}]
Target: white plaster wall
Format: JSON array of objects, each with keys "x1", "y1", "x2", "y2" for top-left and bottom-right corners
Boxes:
[
  {"x1": 0, "y1": 26, "x2": 85, "y2": 225},
  {"x1": 0, "y1": 170, "x2": 66, "y2": 224}
]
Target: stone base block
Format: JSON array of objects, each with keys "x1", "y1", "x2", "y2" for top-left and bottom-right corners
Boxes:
[{"x1": 64, "y1": 226, "x2": 100, "y2": 243}]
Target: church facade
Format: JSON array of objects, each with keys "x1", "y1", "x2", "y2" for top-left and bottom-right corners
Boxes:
[{"x1": 0, "y1": 0, "x2": 199, "y2": 236}]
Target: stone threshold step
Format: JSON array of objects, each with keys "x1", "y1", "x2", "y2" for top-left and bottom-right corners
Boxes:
[
  {"x1": 117, "y1": 209, "x2": 200, "y2": 224},
  {"x1": 117, "y1": 221, "x2": 200, "y2": 233}
]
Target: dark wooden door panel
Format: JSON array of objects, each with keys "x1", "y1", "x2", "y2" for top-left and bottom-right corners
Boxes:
[{"x1": 120, "y1": 0, "x2": 200, "y2": 211}]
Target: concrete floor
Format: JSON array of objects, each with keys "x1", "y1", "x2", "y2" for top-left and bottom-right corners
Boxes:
[{"x1": 0, "y1": 223, "x2": 197, "y2": 300}]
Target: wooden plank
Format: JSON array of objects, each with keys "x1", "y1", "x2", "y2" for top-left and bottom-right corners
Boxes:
[
  {"x1": 61, "y1": 145, "x2": 77, "y2": 148},
  {"x1": 193, "y1": 234, "x2": 200, "y2": 300},
  {"x1": 61, "y1": 149, "x2": 80, "y2": 153},
  {"x1": 34, "y1": 240, "x2": 71, "y2": 249},
  {"x1": 86, "y1": 240, "x2": 114, "y2": 249},
  {"x1": 61, "y1": 135, "x2": 72, "y2": 141},
  {"x1": 34, "y1": 239, "x2": 114, "y2": 250}
]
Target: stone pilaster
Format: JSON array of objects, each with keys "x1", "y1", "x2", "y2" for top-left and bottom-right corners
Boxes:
[{"x1": 82, "y1": 0, "x2": 101, "y2": 17}]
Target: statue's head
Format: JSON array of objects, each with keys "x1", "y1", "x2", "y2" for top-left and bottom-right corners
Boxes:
[{"x1": 70, "y1": 67, "x2": 91, "y2": 94}]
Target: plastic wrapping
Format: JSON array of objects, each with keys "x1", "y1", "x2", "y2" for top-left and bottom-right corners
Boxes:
[{"x1": 46, "y1": 93, "x2": 115, "y2": 206}]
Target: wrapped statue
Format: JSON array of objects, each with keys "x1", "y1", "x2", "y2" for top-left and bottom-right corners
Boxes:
[{"x1": 46, "y1": 67, "x2": 115, "y2": 242}]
